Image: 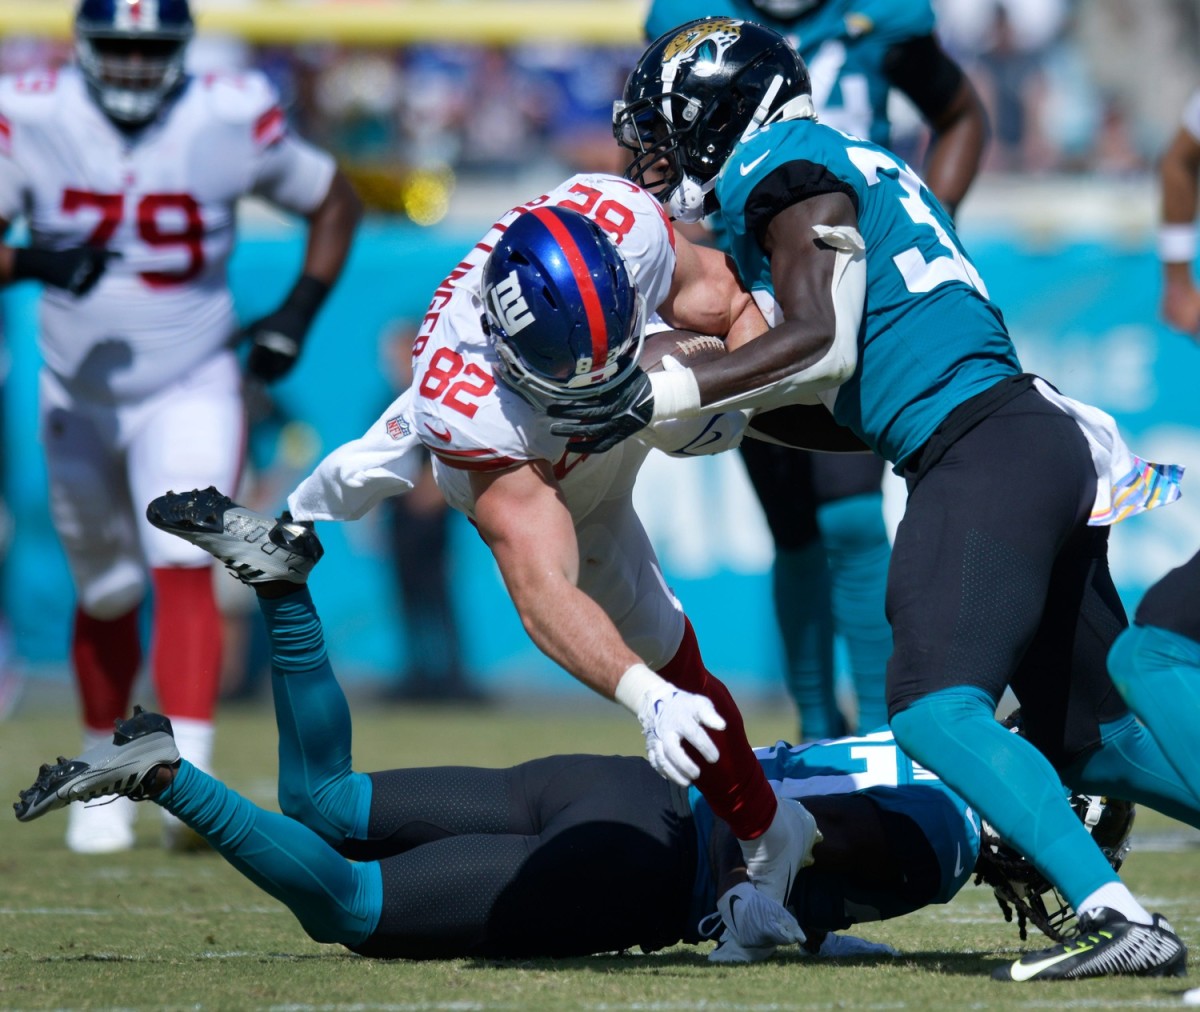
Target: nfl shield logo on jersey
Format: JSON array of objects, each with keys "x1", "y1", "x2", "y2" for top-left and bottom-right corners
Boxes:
[{"x1": 386, "y1": 415, "x2": 411, "y2": 441}]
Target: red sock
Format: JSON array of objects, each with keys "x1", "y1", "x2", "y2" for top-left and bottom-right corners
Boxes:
[
  {"x1": 150, "y1": 566, "x2": 221, "y2": 720},
  {"x1": 72, "y1": 606, "x2": 142, "y2": 731},
  {"x1": 657, "y1": 617, "x2": 778, "y2": 839}
]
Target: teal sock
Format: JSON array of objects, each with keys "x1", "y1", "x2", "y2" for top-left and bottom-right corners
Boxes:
[
  {"x1": 816, "y1": 494, "x2": 892, "y2": 732},
  {"x1": 261, "y1": 589, "x2": 372, "y2": 844},
  {"x1": 891, "y1": 686, "x2": 1119, "y2": 910},
  {"x1": 158, "y1": 761, "x2": 382, "y2": 947},
  {"x1": 774, "y1": 542, "x2": 841, "y2": 741},
  {"x1": 1106, "y1": 624, "x2": 1200, "y2": 808},
  {"x1": 1061, "y1": 714, "x2": 1200, "y2": 824}
]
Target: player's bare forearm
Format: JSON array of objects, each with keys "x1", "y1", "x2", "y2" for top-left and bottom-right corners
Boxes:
[
  {"x1": 690, "y1": 196, "x2": 848, "y2": 407},
  {"x1": 470, "y1": 462, "x2": 640, "y2": 698},
  {"x1": 922, "y1": 78, "x2": 988, "y2": 216},
  {"x1": 1160, "y1": 129, "x2": 1200, "y2": 227},
  {"x1": 661, "y1": 235, "x2": 765, "y2": 344},
  {"x1": 300, "y1": 170, "x2": 362, "y2": 285}
]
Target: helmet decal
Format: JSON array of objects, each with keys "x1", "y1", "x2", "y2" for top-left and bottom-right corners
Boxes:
[
  {"x1": 481, "y1": 207, "x2": 645, "y2": 409},
  {"x1": 529, "y1": 207, "x2": 609, "y2": 370},
  {"x1": 662, "y1": 18, "x2": 743, "y2": 74},
  {"x1": 486, "y1": 270, "x2": 535, "y2": 337}
]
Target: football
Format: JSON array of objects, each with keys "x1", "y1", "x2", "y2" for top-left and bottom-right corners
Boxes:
[{"x1": 638, "y1": 328, "x2": 727, "y2": 373}]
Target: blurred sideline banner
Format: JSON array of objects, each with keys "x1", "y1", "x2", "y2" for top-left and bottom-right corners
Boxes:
[
  {"x1": 4, "y1": 218, "x2": 1199, "y2": 695},
  {"x1": 0, "y1": 2, "x2": 645, "y2": 44}
]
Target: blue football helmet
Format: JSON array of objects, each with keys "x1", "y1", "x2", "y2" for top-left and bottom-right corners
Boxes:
[
  {"x1": 75, "y1": 0, "x2": 194, "y2": 127},
  {"x1": 483, "y1": 207, "x2": 646, "y2": 410}
]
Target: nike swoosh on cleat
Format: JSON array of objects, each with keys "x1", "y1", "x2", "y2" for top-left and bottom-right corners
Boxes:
[
  {"x1": 424, "y1": 422, "x2": 453, "y2": 442},
  {"x1": 740, "y1": 151, "x2": 771, "y2": 176},
  {"x1": 954, "y1": 843, "x2": 963, "y2": 878},
  {"x1": 1007, "y1": 944, "x2": 1092, "y2": 982}
]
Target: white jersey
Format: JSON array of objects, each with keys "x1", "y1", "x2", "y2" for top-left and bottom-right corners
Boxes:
[
  {"x1": 0, "y1": 66, "x2": 335, "y2": 402},
  {"x1": 407, "y1": 173, "x2": 745, "y2": 521}
]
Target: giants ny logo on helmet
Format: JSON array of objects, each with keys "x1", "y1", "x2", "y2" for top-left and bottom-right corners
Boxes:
[{"x1": 486, "y1": 270, "x2": 536, "y2": 337}]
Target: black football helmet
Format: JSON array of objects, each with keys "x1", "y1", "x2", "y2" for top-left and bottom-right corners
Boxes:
[
  {"x1": 975, "y1": 792, "x2": 1135, "y2": 943},
  {"x1": 615, "y1": 17, "x2": 814, "y2": 222},
  {"x1": 973, "y1": 710, "x2": 1137, "y2": 942}
]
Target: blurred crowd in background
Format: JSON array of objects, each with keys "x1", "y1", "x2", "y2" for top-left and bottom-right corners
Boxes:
[{"x1": 1, "y1": 0, "x2": 1197, "y2": 214}]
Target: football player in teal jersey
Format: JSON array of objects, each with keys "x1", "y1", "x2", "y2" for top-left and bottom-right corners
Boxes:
[
  {"x1": 643, "y1": 0, "x2": 986, "y2": 215},
  {"x1": 549, "y1": 17, "x2": 1197, "y2": 982},
  {"x1": 16, "y1": 494, "x2": 983, "y2": 962},
  {"x1": 641, "y1": 0, "x2": 988, "y2": 745}
]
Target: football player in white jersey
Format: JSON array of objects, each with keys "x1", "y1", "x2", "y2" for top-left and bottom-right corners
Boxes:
[
  {"x1": 170, "y1": 177, "x2": 839, "y2": 961},
  {"x1": 0, "y1": 0, "x2": 361, "y2": 854}
]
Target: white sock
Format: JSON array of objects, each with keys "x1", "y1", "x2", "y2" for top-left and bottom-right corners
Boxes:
[
  {"x1": 166, "y1": 716, "x2": 213, "y2": 773},
  {"x1": 1078, "y1": 882, "x2": 1153, "y2": 926}
]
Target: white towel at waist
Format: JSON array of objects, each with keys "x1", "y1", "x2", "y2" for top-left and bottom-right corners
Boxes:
[{"x1": 1033, "y1": 378, "x2": 1184, "y2": 526}]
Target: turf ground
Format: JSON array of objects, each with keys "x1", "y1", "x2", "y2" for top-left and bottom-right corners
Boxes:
[{"x1": 3, "y1": 689, "x2": 1200, "y2": 1011}]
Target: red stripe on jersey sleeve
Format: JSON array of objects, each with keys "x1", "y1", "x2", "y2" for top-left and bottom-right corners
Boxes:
[
  {"x1": 431, "y1": 447, "x2": 523, "y2": 472},
  {"x1": 253, "y1": 106, "x2": 287, "y2": 148},
  {"x1": 0, "y1": 115, "x2": 12, "y2": 157}
]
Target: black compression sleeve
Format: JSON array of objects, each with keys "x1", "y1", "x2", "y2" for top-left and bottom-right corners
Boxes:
[{"x1": 882, "y1": 34, "x2": 966, "y2": 125}]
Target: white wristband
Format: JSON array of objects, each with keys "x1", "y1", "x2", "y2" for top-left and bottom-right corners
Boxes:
[
  {"x1": 614, "y1": 662, "x2": 673, "y2": 713},
  {"x1": 1158, "y1": 224, "x2": 1197, "y2": 264},
  {"x1": 649, "y1": 368, "x2": 703, "y2": 421}
]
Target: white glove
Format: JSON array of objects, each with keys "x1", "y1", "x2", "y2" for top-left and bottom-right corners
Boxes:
[
  {"x1": 718, "y1": 881, "x2": 806, "y2": 948},
  {"x1": 615, "y1": 664, "x2": 725, "y2": 787},
  {"x1": 817, "y1": 932, "x2": 899, "y2": 958}
]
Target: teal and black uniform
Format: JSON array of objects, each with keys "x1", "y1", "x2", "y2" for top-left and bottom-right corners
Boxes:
[
  {"x1": 716, "y1": 119, "x2": 1019, "y2": 465},
  {"x1": 689, "y1": 728, "x2": 979, "y2": 937},
  {"x1": 642, "y1": 0, "x2": 970, "y2": 740},
  {"x1": 149, "y1": 587, "x2": 983, "y2": 959},
  {"x1": 710, "y1": 110, "x2": 1200, "y2": 918},
  {"x1": 1108, "y1": 550, "x2": 1200, "y2": 809}
]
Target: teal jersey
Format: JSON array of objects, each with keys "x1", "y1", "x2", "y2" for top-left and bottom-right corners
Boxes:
[
  {"x1": 688, "y1": 728, "x2": 981, "y2": 928},
  {"x1": 713, "y1": 119, "x2": 1020, "y2": 465},
  {"x1": 644, "y1": 0, "x2": 936, "y2": 147}
]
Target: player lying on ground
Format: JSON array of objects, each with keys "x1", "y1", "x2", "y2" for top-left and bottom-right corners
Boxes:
[
  {"x1": 284, "y1": 199, "x2": 864, "y2": 961},
  {"x1": 14, "y1": 490, "x2": 981, "y2": 961}
]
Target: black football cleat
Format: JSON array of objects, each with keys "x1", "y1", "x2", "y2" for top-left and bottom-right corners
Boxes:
[
  {"x1": 992, "y1": 906, "x2": 1186, "y2": 981},
  {"x1": 147, "y1": 486, "x2": 323, "y2": 585},
  {"x1": 14, "y1": 707, "x2": 180, "y2": 822}
]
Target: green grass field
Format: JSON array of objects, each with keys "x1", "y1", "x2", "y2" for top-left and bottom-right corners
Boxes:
[{"x1": 3, "y1": 688, "x2": 1200, "y2": 1011}]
